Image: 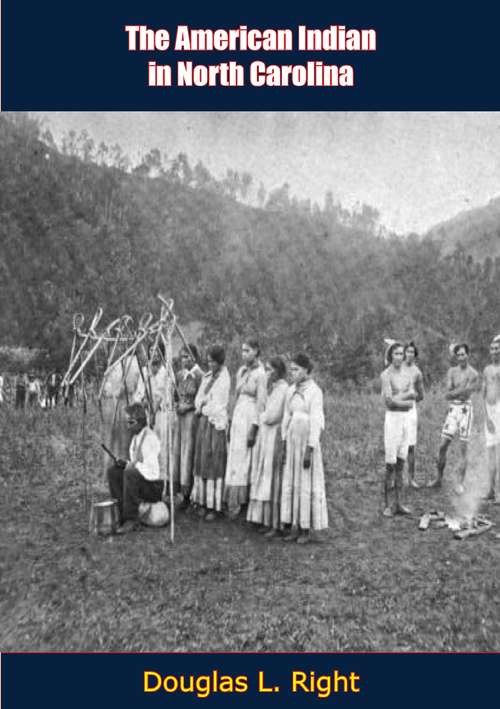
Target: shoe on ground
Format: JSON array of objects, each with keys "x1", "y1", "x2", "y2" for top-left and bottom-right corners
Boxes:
[
  {"x1": 482, "y1": 490, "x2": 496, "y2": 502},
  {"x1": 383, "y1": 506, "x2": 394, "y2": 517},
  {"x1": 116, "y1": 520, "x2": 140, "y2": 535},
  {"x1": 205, "y1": 512, "x2": 217, "y2": 522},
  {"x1": 282, "y1": 531, "x2": 299, "y2": 541},
  {"x1": 409, "y1": 479, "x2": 420, "y2": 489},
  {"x1": 196, "y1": 506, "x2": 207, "y2": 518},
  {"x1": 256, "y1": 525, "x2": 269, "y2": 534}
]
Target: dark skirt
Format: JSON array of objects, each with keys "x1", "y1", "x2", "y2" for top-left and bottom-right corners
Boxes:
[{"x1": 193, "y1": 414, "x2": 227, "y2": 481}]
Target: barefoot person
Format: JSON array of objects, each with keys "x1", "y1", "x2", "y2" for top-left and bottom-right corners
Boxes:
[
  {"x1": 429, "y1": 343, "x2": 479, "y2": 492},
  {"x1": 380, "y1": 341, "x2": 415, "y2": 516},
  {"x1": 403, "y1": 341, "x2": 425, "y2": 488},
  {"x1": 482, "y1": 335, "x2": 500, "y2": 502},
  {"x1": 280, "y1": 353, "x2": 328, "y2": 543},
  {"x1": 107, "y1": 403, "x2": 163, "y2": 534}
]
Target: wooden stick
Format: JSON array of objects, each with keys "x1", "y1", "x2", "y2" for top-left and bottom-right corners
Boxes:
[
  {"x1": 418, "y1": 513, "x2": 431, "y2": 530},
  {"x1": 157, "y1": 294, "x2": 197, "y2": 361},
  {"x1": 454, "y1": 522, "x2": 493, "y2": 540}
]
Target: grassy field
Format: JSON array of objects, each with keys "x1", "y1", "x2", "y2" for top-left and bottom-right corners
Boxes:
[{"x1": 1, "y1": 390, "x2": 499, "y2": 651}]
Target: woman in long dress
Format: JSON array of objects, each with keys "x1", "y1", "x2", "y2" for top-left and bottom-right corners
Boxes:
[
  {"x1": 247, "y1": 356, "x2": 289, "y2": 537},
  {"x1": 280, "y1": 353, "x2": 329, "y2": 544},
  {"x1": 172, "y1": 344, "x2": 203, "y2": 507},
  {"x1": 134, "y1": 344, "x2": 169, "y2": 476},
  {"x1": 100, "y1": 354, "x2": 140, "y2": 472},
  {"x1": 191, "y1": 345, "x2": 230, "y2": 521},
  {"x1": 224, "y1": 339, "x2": 267, "y2": 518}
]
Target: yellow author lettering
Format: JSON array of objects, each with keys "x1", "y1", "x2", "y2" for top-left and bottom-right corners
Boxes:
[
  {"x1": 292, "y1": 670, "x2": 361, "y2": 698},
  {"x1": 258, "y1": 671, "x2": 280, "y2": 693},
  {"x1": 144, "y1": 670, "x2": 249, "y2": 698}
]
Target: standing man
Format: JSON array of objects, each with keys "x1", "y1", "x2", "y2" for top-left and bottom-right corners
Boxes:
[
  {"x1": 429, "y1": 343, "x2": 479, "y2": 493},
  {"x1": 27, "y1": 373, "x2": 41, "y2": 407},
  {"x1": 46, "y1": 371, "x2": 61, "y2": 408},
  {"x1": 107, "y1": 402, "x2": 163, "y2": 534},
  {"x1": 15, "y1": 371, "x2": 27, "y2": 409},
  {"x1": 380, "y1": 341, "x2": 415, "y2": 517},
  {"x1": 403, "y1": 342, "x2": 425, "y2": 488},
  {"x1": 481, "y1": 335, "x2": 500, "y2": 502}
]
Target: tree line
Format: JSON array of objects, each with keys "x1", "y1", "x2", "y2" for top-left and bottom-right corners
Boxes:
[{"x1": 1, "y1": 113, "x2": 499, "y2": 384}]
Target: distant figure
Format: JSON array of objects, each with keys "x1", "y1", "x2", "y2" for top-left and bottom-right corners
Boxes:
[
  {"x1": 247, "y1": 356, "x2": 288, "y2": 537},
  {"x1": 380, "y1": 342, "x2": 414, "y2": 517},
  {"x1": 429, "y1": 343, "x2": 479, "y2": 493},
  {"x1": 15, "y1": 372, "x2": 27, "y2": 409},
  {"x1": 46, "y1": 371, "x2": 61, "y2": 408},
  {"x1": 27, "y1": 374, "x2": 41, "y2": 407},
  {"x1": 403, "y1": 342, "x2": 424, "y2": 488},
  {"x1": 481, "y1": 335, "x2": 500, "y2": 502},
  {"x1": 107, "y1": 403, "x2": 164, "y2": 534},
  {"x1": 191, "y1": 345, "x2": 230, "y2": 520},
  {"x1": 280, "y1": 353, "x2": 328, "y2": 543},
  {"x1": 64, "y1": 381, "x2": 76, "y2": 407},
  {"x1": 224, "y1": 338, "x2": 267, "y2": 518},
  {"x1": 172, "y1": 344, "x2": 203, "y2": 508},
  {"x1": 100, "y1": 354, "x2": 140, "y2": 472},
  {"x1": 0, "y1": 372, "x2": 4, "y2": 405}
]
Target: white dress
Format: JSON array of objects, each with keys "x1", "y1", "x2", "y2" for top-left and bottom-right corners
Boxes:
[
  {"x1": 224, "y1": 362, "x2": 267, "y2": 510},
  {"x1": 280, "y1": 379, "x2": 329, "y2": 531},
  {"x1": 247, "y1": 379, "x2": 288, "y2": 526},
  {"x1": 100, "y1": 355, "x2": 140, "y2": 467},
  {"x1": 134, "y1": 365, "x2": 169, "y2": 478}
]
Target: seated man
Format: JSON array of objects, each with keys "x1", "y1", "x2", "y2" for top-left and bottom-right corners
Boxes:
[{"x1": 107, "y1": 402, "x2": 164, "y2": 534}]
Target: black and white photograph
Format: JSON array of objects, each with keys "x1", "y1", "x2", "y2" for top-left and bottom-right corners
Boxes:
[{"x1": 1, "y1": 111, "x2": 499, "y2": 652}]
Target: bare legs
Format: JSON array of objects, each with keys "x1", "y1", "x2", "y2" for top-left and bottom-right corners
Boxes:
[
  {"x1": 384, "y1": 458, "x2": 411, "y2": 516},
  {"x1": 407, "y1": 445, "x2": 420, "y2": 487},
  {"x1": 486, "y1": 446, "x2": 498, "y2": 500},
  {"x1": 430, "y1": 437, "x2": 468, "y2": 492}
]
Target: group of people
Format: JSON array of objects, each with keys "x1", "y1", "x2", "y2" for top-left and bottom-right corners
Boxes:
[
  {"x1": 3, "y1": 371, "x2": 66, "y2": 409},
  {"x1": 381, "y1": 337, "x2": 500, "y2": 517},
  {"x1": 103, "y1": 339, "x2": 328, "y2": 543}
]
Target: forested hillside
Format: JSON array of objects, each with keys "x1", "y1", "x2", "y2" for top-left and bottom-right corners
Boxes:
[
  {"x1": 1, "y1": 113, "x2": 500, "y2": 381},
  {"x1": 427, "y1": 197, "x2": 500, "y2": 261}
]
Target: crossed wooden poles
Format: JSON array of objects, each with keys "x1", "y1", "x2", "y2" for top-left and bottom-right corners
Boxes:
[{"x1": 62, "y1": 295, "x2": 194, "y2": 544}]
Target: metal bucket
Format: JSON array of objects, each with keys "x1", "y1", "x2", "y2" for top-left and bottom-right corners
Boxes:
[{"x1": 89, "y1": 499, "x2": 120, "y2": 536}]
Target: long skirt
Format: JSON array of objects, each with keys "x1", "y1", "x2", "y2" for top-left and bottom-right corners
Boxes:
[
  {"x1": 247, "y1": 422, "x2": 283, "y2": 528},
  {"x1": 191, "y1": 415, "x2": 227, "y2": 511},
  {"x1": 152, "y1": 409, "x2": 167, "y2": 481},
  {"x1": 281, "y1": 412, "x2": 328, "y2": 531},
  {"x1": 224, "y1": 395, "x2": 257, "y2": 509},
  {"x1": 172, "y1": 410, "x2": 198, "y2": 496},
  {"x1": 100, "y1": 395, "x2": 131, "y2": 473}
]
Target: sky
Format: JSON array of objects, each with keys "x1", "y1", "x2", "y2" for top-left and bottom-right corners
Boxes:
[{"x1": 34, "y1": 112, "x2": 500, "y2": 235}]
